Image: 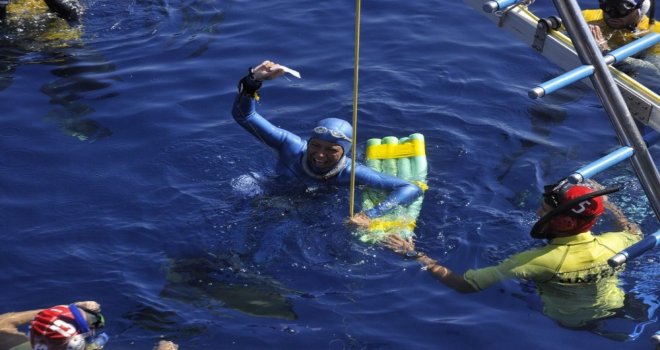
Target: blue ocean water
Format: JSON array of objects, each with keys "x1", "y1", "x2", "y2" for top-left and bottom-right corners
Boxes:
[{"x1": 0, "y1": 0, "x2": 658, "y2": 349}]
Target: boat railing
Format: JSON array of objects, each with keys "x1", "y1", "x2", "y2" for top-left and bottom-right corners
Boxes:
[{"x1": 480, "y1": 0, "x2": 660, "y2": 263}]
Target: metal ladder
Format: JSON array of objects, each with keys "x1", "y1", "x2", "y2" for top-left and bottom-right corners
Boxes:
[{"x1": 484, "y1": 0, "x2": 660, "y2": 263}]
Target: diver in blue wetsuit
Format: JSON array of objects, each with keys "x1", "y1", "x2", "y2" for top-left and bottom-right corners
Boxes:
[{"x1": 232, "y1": 60, "x2": 423, "y2": 227}]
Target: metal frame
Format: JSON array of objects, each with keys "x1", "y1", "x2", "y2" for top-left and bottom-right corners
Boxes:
[{"x1": 552, "y1": 0, "x2": 660, "y2": 221}]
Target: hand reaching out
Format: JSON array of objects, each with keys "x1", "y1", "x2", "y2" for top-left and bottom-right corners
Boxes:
[
  {"x1": 381, "y1": 235, "x2": 477, "y2": 293},
  {"x1": 347, "y1": 212, "x2": 371, "y2": 229},
  {"x1": 382, "y1": 234, "x2": 415, "y2": 255},
  {"x1": 589, "y1": 25, "x2": 609, "y2": 51},
  {"x1": 252, "y1": 60, "x2": 286, "y2": 81}
]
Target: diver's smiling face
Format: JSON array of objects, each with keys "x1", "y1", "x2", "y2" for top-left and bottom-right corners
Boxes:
[{"x1": 307, "y1": 138, "x2": 343, "y2": 169}]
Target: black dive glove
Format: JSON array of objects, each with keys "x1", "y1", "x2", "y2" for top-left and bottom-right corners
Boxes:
[{"x1": 237, "y1": 67, "x2": 263, "y2": 99}]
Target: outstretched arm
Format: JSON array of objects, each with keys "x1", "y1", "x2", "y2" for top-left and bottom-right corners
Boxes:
[
  {"x1": 0, "y1": 309, "x2": 43, "y2": 334},
  {"x1": 354, "y1": 165, "x2": 423, "y2": 219},
  {"x1": 232, "y1": 60, "x2": 302, "y2": 150},
  {"x1": 382, "y1": 235, "x2": 478, "y2": 293}
]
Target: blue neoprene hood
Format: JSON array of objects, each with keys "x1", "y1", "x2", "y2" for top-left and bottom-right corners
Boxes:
[{"x1": 311, "y1": 118, "x2": 353, "y2": 152}]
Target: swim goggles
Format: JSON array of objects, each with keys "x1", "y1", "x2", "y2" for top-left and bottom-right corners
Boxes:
[
  {"x1": 68, "y1": 304, "x2": 109, "y2": 350},
  {"x1": 313, "y1": 126, "x2": 352, "y2": 143}
]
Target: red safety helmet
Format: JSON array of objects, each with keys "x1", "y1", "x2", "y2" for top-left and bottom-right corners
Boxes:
[
  {"x1": 29, "y1": 305, "x2": 94, "y2": 350},
  {"x1": 531, "y1": 182, "x2": 618, "y2": 239}
]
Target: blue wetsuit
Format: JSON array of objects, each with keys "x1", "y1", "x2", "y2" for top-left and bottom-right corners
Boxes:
[{"x1": 232, "y1": 93, "x2": 423, "y2": 218}]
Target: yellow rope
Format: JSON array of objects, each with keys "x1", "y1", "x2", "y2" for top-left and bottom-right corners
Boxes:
[{"x1": 349, "y1": 0, "x2": 362, "y2": 217}]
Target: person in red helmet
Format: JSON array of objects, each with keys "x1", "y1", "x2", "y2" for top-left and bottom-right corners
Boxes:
[
  {"x1": 383, "y1": 179, "x2": 645, "y2": 331},
  {"x1": 0, "y1": 301, "x2": 102, "y2": 350},
  {"x1": 0, "y1": 301, "x2": 178, "y2": 350},
  {"x1": 29, "y1": 303, "x2": 108, "y2": 350}
]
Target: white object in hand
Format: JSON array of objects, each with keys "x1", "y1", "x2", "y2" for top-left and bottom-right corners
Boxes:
[{"x1": 277, "y1": 65, "x2": 301, "y2": 79}]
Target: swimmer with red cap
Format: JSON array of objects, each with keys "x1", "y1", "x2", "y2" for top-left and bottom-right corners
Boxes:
[{"x1": 0, "y1": 301, "x2": 178, "y2": 350}]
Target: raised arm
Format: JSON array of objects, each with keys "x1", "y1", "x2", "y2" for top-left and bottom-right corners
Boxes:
[
  {"x1": 382, "y1": 235, "x2": 477, "y2": 293},
  {"x1": 232, "y1": 61, "x2": 302, "y2": 150}
]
